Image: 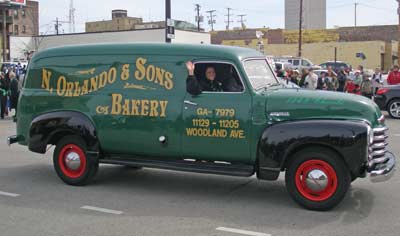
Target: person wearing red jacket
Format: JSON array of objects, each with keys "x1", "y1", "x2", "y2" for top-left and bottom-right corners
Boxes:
[{"x1": 387, "y1": 65, "x2": 400, "y2": 85}]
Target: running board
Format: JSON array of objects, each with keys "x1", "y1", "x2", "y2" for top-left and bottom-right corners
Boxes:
[{"x1": 99, "y1": 157, "x2": 255, "y2": 177}]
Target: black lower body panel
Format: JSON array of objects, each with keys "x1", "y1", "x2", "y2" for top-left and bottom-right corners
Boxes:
[{"x1": 99, "y1": 156, "x2": 255, "y2": 177}]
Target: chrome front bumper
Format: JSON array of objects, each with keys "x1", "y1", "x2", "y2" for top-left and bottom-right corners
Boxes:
[{"x1": 368, "y1": 151, "x2": 396, "y2": 183}]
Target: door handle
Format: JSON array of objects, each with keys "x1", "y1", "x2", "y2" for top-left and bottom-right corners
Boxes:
[{"x1": 184, "y1": 100, "x2": 198, "y2": 106}]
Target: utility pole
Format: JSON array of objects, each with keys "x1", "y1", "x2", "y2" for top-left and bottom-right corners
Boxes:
[
  {"x1": 225, "y1": 7, "x2": 233, "y2": 30},
  {"x1": 69, "y1": 0, "x2": 76, "y2": 33},
  {"x1": 2, "y1": 7, "x2": 7, "y2": 62},
  {"x1": 55, "y1": 17, "x2": 59, "y2": 35},
  {"x1": 354, "y1": 2, "x2": 359, "y2": 27},
  {"x1": 206, "y1": 10, "x2": 216, "y2": 31},
  {"x1": 165, "y1": 0, "x2": 171, "y2": 43},
  {"x1": 237, "y1": 14, "x2": 246, "y2": 30},
  {"x1": 195, "y1": 4, "x2": 201, "y2": 32},
  {"x1": 397, "y1": 0, "x2": 400, "y2": 65},
  {"x1": 298, "y1": 0, "x2": 303, "y2": 57}
]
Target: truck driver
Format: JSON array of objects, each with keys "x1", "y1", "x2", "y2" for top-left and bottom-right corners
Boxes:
[{"x1": 186, "y1": 61, "x2": 242, "y2": 96}]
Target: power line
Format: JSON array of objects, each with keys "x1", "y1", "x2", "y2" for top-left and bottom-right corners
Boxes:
[
  {"x1": 298, "y1": 0, "x2": 303, "y2": 57},
  {"x1": 354, "y1": 2, "x2": 359, "y2": 27},
  {"x1": 237, "y1": 14, "x2": 246, "y2": 30},
  {"x1": 225, "y1": 7, "x2": 233, "y2": 30},
  {"x1": 194, "y1": 4, "x2": 202, "y2": 32},
  {"x1": 206, "y1": 9, "x2": 216, "y2": 31}
]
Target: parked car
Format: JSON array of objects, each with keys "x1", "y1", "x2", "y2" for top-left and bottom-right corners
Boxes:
[
  {"x1": 320, "y1": 61, "x2": 351, "y2": 71},
  {"x1": 274, "y1": 56, "x2": 320, "y2": 71},
  {"x1": 7, "y1": 43, "x2": 395, "y2": 211},
  {"x1": 375, "y1": 85, "x2": 400, "y2": 119}
]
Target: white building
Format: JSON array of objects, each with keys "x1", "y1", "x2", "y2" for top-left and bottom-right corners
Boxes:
[
  {"x1": 10, "y1": 28, "x2": 211, "y2": 61},
  {"x1": 285, "y1": 0, "x2": 326, "y2": 30}
]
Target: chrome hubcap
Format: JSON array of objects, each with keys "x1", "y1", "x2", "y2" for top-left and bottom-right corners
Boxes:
[
  {"x1": 390, "y1": 102, "x2": 400, "y2": 118},
  {"x1": 65, "y1": 151, "x2": 81, "y2": 170},
  {"x1": 305, "y1": 169, "x2": 328, "y2": 192}
]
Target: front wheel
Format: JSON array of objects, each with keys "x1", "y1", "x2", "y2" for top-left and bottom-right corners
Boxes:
[
  {"x1": 53, "y1": 135, "x2": 99, "y2": 186},
  {"x1": 387, "y1": 99, "x2": 400, "y2": 119},
  {"x1": 285, "y1": 148, "x2": 351, "y2": 211}
]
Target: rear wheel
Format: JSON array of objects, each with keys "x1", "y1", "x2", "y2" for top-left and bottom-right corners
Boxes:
[
  {"x1": 387, "y1": 99, "x2": 400, "y2": 119},
  {"x1": 285, "y1": 148, "x2": 351, "y2": 211},
  {"x1": 53, "y1": 135, "x2": 98, "y2": 186}
]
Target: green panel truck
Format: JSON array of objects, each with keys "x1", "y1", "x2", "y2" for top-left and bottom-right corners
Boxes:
[{"x1": 8, "y1": 43, "x2": 395, "y2": 210}]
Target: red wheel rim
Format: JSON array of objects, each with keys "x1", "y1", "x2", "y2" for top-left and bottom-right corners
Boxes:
[
  {"x1": 58, "y1": 144, "x2": 87, "y2": 179},
  {"x1": 295, "y1": 160, "x2": 338, "y2": 202}
]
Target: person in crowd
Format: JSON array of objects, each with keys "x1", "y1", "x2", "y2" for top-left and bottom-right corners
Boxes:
[
  {"x1": 337, "y1": 68, "x2": 347, "y2": 92},
  {"x1": 0, "y1": 72, "x2": 8, "y2": 119},
  {"x1": 371, "y1": 68, "x2": 383, "y2": 95},
  {"x1": 360, "y1": 75, "x2": 373, "y2": 98},
  {"x1": 304, "y1": 68, "x2": 318, "y2": 90},
  {"x1": 387, "y1": 65, "x2": 400, "y2": 85},
  {"x1": 353, "y1": 69, "x2": 363, "y2": 92},
  {"x1": 299, "y1": 68, "x2": 308, "y2": 87},
  {"x1": 317, "y1": 72, "x2": 328, "y2": 90},
  {"x1": 326, "y1": 71, "x2": 339, "y2": 91},
  {"x1": 357, "y1": 65, "x2": 364, "y2": 75},
  {"x1": 344, "y1": 77, "x2": 357, "y2": 94},
  {"x1": 327, "y1": 66, "x2": 337, "y2": 77},
  {"x1": 9, "y1": 71, "x2": 19, "y2": 117},
  {"x1": 291, "y1": 70, "x2": 301, "y2": 85}
]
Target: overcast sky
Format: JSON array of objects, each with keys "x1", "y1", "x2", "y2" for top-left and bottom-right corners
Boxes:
[{"x1": 38, "y1": 0, "x2": 399, "y2": 34}]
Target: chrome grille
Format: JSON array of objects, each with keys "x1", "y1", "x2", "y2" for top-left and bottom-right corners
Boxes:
[{"x1": 368, "y1": 127, "x2": 389, "y2": 162}]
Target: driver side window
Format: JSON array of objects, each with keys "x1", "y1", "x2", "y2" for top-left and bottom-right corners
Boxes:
[{"x1": 186, "y1": 62, "x2": 244, "y2": 95}]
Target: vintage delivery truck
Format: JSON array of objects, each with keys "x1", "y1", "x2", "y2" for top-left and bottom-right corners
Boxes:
[{"x1": 8, "y1": 43, "x2": 395, "y2": 210}]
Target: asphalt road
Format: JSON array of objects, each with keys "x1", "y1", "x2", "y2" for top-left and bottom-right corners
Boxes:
[{"x1": 0, "y1": 113, "x2": 399, "y2": 236}]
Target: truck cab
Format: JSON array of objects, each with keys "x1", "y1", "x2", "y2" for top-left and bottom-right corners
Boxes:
[{"x1": 8, "y1": 43, "x2": 395, "y2": 210}]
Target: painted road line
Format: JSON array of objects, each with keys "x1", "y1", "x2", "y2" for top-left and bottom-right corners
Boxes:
[
  {"x1": 81, "y1": 205, "x2": 123, "y2": 215},
  {"x1": 0, "y1": 191, "x2": 20, "y2": 197},
  {"x1": 216, "y1": 227, "x2": 271, "y2": 236}
]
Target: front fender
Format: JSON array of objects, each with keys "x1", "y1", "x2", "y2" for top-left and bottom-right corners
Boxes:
[
  {"x1": 29, "y1": 111, "x2": 99, "y2": 154},
  {"x1": 258, "y1": 120, "x2": 368, "y2": 179}
]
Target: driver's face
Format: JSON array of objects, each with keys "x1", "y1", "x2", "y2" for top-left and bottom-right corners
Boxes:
[{"x1": 206, "y1": 67, "x2": 216, "y2": 81}]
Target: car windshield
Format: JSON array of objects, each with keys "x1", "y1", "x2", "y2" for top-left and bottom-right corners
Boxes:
[{"x1": 243, "y1": 59, "x2": 278, "y2": 90}]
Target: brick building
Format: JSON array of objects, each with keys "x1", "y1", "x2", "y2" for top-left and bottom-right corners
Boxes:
[
  {"x1": 211, "y1": 25, "x2": 399, "y2": 71},
  {"x1": 10, "y1": 0, "x2": 39, "y2": 36},
  {"x1": 86, "y1": 9, "x2": 201, "y2": 33}
]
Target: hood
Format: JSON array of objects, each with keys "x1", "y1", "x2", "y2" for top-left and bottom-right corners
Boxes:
[{"x1": 264, "y1": 88, "x2": 382, "y2": 127}]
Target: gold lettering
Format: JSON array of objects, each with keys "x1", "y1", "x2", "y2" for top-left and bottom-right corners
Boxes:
[
  {"x1": 41, "y1": 68, "x2": 52, "y2": 92},
  {"x1": 56, "y1": 76, "x2": 66, "y2": 96},
  {"x1": 141, "y1": 100, "x2": 150, "y2": 116},
  {"x1": 164, "y1": 72, "x2": 174, "y2": 90},
  {"x1": 73, "y1": 82, "x2": 81, "y2": 97},
  {"x1": 135, "y1": 57, "x2": 147, "y2": 80},
  {"x1": 146, "y1": 65, "x2": 156, "y2": 82},
  {"x1": 149, "y1": 100, "x2": 159, "y2": 117},
  {"x1": 159, "y1": 101, "x2": 168, "y2": 117},
  {"x1": 131, "y1": 100, "x2": 140, "y2": 115},
  {"x1": 122, "y1": 99, "x2": 130, "y2": 115},
  {"x1": 89, "y1": 76, "x2": 98, "y2": 92},
  {"x1": 98, "y1": 71, "x2": 108, "y2": 89},
  {"x1": 108, "y1": 67, "x2": 117, "y2": 84},
  {"x1": 111, "y1": 94, "x2": 122, "y2": 115},
  {"x1": 81, "y1": 80, "x2": 89, "y2": 95},
  {"x1": 121, "y1": 64, "x2": 130, "y2": 81},
  {"x1": 155, "y1": 68, "x2": 165, "y2": 85},
  {"x1": 65, "y1": 82, "x2": 74, "y2": 97}
]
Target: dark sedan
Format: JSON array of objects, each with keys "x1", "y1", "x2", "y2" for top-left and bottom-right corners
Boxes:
[{"x1": 375, "y1": 85, "x2": 400, "y2": 119}]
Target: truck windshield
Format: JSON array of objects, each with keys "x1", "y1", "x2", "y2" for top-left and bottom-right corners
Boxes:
[{"x1": 243, "y1": 59, "x2": 278, "y2": 90}]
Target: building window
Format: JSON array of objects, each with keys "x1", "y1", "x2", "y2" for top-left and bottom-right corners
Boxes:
[
  {"x1": 22, "y1": 25, "x2": 26, "y2": 33},
  {"x1": 14, "y1": 25, "x2": 19, "y2": 35},
  {"x1": 14, "y1": 10, "x2": 18, "y2": 18},
  {"x1": 22, "y1": 10, "x2": 26, "y2": 17}
]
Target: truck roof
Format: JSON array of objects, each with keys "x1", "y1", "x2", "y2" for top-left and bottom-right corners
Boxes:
[{"x1": 32, "y1": 43, "x2": 263, "y2": 62}]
